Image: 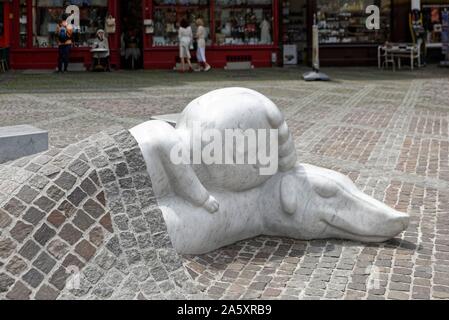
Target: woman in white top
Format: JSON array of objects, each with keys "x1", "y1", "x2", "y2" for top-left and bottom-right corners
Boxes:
[
  {"x1": 178, "y1": 19, "x2": 194, "y2": 72},
  {"x1": 195, "y1": 18, "x2": 211, "y2": 71}
]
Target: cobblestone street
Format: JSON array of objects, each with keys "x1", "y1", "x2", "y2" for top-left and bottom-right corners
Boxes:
[{"x1": 1, "y1": 66, "x2": 449, "y2": 300}]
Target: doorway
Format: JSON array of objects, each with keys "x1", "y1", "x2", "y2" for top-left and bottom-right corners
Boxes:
[
  {"x1": 281, "y1": 0, "x2": 308, "y2": 66},
  {"x1": 120, "y1": 0, "x2": 143, "y2": 69}
]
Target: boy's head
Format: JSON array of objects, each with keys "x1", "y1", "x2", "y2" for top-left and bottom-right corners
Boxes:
[{"x1": 61, "y1": 13, "x2": 69, "y2": 22}]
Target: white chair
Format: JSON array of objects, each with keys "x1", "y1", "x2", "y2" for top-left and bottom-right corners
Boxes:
[{"x1": 382, "y1": 48, "x2": 396, "y2": 71}]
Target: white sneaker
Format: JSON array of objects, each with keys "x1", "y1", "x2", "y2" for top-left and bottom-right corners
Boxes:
[{"x1": 204, "y1": 65, "x2": 211, "y2": 72}]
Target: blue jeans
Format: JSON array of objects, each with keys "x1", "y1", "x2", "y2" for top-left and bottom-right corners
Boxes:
[{"x1": 58, "y1": 44, "x2": 71, "y2": 72}]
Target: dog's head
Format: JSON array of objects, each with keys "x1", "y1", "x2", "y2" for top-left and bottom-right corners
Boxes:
[{"x1": 277, "y1": 164, "x2": 409, "y2": 242}]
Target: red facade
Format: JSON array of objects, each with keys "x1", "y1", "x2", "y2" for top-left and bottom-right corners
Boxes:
[
  {"x1": 0, "y1": 0, "x2": 11, "y2": 47},
  {"x1": 8, "y1": 0, "x2": 279, "y2": 69}
]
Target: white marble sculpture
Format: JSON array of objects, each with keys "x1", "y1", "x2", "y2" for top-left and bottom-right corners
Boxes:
[{"x1": 130, "y1": 88, "x2": 409, "y2": 254}]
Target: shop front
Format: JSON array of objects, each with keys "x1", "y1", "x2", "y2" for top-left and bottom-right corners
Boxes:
[
  {"x1": 313, "y1": 0, "x2": 392, "y2": 66},
  {"x1": 10, "y1": 0, "x2": 119, "y2": 69},
  {"x1": 9, "y1": 0, "x2": 279, "y2": 69},
  {"x1": 0, "y1": 0, "x2": 11, "y2": 48},
  {"x1": 9, "y1": 0, "x2": 441, "y2": 69}
]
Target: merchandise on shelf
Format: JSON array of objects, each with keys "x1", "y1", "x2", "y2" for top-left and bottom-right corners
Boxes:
[
  {"x1": 423, "y1": 4, "x2": 449, "y2": 45},
  {"x1": 316, "y1": 0, "x2": 391, "y2": 44},
  {"x1": 152, "y1": 0, "x2": 210, "y2": 46},
  {"x1": 31, "y1": 0, "x2": 108, "y2": 48},
  {"x1": 214, "y1": 0, "x2": 273, "y2": 45}
]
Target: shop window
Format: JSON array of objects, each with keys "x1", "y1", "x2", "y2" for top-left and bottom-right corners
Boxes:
[
  {"x1": 152, "y1": 0, "x2": 210, "y2": 47},
  {"x1": 0, "y1": 2, "x2": 4, "y2": 38},
  {"x1": 20, "y1": 0, "x2": 28, "y2": 47},
  {"x1": 422, "y1": 4, "x2": 449, "y2": 45},
  {"x1": 214, "y1": 0, "x2": 273, "y2": 46},
  {"x1": 32, "y1": 0, "x2": 108, "y2": 48},
  {"x1": 317, "y1": 0, "x2": 391, "y2": 44}
]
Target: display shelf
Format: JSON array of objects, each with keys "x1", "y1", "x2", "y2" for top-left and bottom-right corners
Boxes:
[{"x1": 316, "y1": 0, "x2": 391, "y2": 45}]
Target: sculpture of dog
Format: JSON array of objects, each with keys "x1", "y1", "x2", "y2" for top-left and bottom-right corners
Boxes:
[{"x1": 130, "y1": 88, "x2": 409, "y2": 254}]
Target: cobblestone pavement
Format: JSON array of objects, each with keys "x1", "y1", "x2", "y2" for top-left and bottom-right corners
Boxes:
[{"x1": 1, "y1": 66, "x2": 449, "y2": 299}]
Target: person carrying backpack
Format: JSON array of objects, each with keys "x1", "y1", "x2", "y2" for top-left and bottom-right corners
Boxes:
[{"x1": 56, "y1": 13, "x2": 73, "y2": 73}]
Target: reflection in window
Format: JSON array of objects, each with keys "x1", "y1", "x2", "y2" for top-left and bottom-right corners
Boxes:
[
  {"x1": 0, "y1": 3, "x2": 4, "y2": 37},
  {"x1": 423, "y1": 4, "x2": 449, "y2": 45},
  {"x1": 20, "y1": 0, "x2": 28, "y2": 47},
  {"x1": 214, "y1": 0, "x2": 273, "y2": 46},
  {"x1": 317, "y1": 0, "x2": 391, "y2": 44},
  {"x1": 32, "y1": 0, "x2": 108, "y2": 48},
  {"x1": 152, "y1": 0, "x2": 210, "y2": 47}
]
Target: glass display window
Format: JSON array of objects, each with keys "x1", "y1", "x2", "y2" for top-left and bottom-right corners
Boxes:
[
  {"x1": 214, "y1": 0, "x2": 273, "y2": 46},
  {"x1": 32, "y1": 0, "x2": 108, "y2": 48},
  {"x1": 0, "y1": 2, "x2": 4, "y2": 38},
  {"x1": 152, "y1": 0, "x2": 210, "y2": 47},
  {"x1": 317, "y1": 0, "x2": 391, "y2": 44},
  {"x1": 423, "y1": 4, "x2": 449, "y2": 45},
  {"x1": 20, "y1": 0, "x2": 28, "y2": 47}
]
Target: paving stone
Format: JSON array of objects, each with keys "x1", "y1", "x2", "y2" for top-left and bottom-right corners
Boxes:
[
  {"x1": 2, "y1": 197, "x2": 26, "y2": 217},
  {"x1": 72, "y1": 210, "x2": 95, "y2": 231},
  {"x1": 22, "y1": 268, "x2": 45, "y2": 288},
  {"x1": 0, "y1": 273, "x2": 15, "y2": 293},
  {"x1": 34, "y1": 196, "x2": 57, "y2": 213},
  {"x1": 10, "y1": 221, "x2": 34, "y2": 242},
  {"x1": 75, "y1": 240, "x2": 96, "y2": 262},
  {"x1": 33, "y1": 223, "x2": 56, "y2": 246},
  {"x1": 62, "y1": 254, "x2": 85, "y2": 270},
  {"x1": 0, "y1": 237, "x2": 16, "y2": 259},
  {"x1": 54, "y1": 172, "x2": 77, "y2": 191},
  {"x1": 15, "y1": 185, "x2": 39, "y2": 204},
  {"x1": 29, "y1": 175, "x2": 49, "y2": 190},
  {"x1": 83, "y1": 199, "x2": 104, "y2": 219},
  {"x1": 68, "y1": 159, "x2": 90, "y2": 177},
  {"x1": 83, "y1": 265, "x2": 104, "y2": 284},
  {"x1": 46, "y1": 211, "x2": 65, "y2": 229},
  {"x1": 23, "y1": 207, "x2": 46, "y2": 226},
  {"x1": 49, "y1": 267, "x2": 70, "y2": 291},
  {"x1": 33, "y1": 252, "x2": 57, "y2": 274},
  {"x1": 0, "y1": 208, "x2": 12, "y2": 228},
  {"x1": 95, "y1": 249, "x2": 117, "y2": 270},
  {"x1": 80, "y1": 178, "x2": 97, "y2": 196},
  {"x1": 5, "y1": 256, "x2": 28, "y2": 275},
  {"x1": 47, "y1": 238, "x2": 70, "y2": 260},
  {"x1": 46, "y1": 185, "x2": 65, "y2": 202},
  {"x1": 67, "y1": 187, "x2": 88, "y2": 207},
  {"x1": 100, "y1": 213, "x2": 113, "y2": 233},
  {"x1": 89, "y1": 226, "x2": 104, "y2": 247},
  {"x1": 58, "y1": 224, "x2": 82, "y2": 245},
  {"x1": 35, "y1": 284, "x2": 60, "y2": 300},
  {"x1": 6, "y1": 281, "x2": 32, "y2": 300},
  {"x1": 18, "y1": 239, "x2": 40, "y2": 261}
]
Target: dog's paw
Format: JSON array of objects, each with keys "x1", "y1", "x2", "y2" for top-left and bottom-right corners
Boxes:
[{"x1": 203, "y1": 195, "x2": 219, "y2": 213}]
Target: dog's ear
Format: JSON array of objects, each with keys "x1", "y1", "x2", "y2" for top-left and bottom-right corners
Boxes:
[{"x1": 280, "y1": 175, "x2": 297, "y2": 215}]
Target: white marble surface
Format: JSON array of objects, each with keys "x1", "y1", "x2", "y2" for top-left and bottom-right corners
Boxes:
[{"x1": 130, "y1": 88, "x2": 409, "y2": 254}]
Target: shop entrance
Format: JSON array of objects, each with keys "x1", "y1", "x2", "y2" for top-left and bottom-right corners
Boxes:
[
  {"x1": 120, "y1": 0, "x2": 144, "y2": 69},
  {"x1": 281, "y1": 0, "x2": 308, "y2": 66}
]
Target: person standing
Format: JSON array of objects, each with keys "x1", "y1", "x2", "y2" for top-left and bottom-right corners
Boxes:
[
  {"x1": 195, "y1": 18, "x2": 211, "y2": 72},
  {"x1": 56, "y1": 13, "x2": 73, "y2": 73},
  {"x1": 178, "y1": 19, "x2": 194, "y2": 72}
]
